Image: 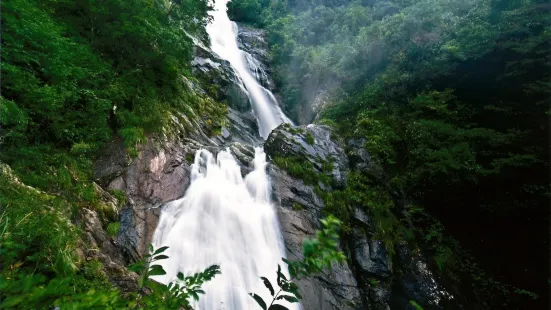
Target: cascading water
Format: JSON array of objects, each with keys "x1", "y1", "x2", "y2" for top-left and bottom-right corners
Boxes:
[
  {"x1": 206, "y1": 0, "x2": 291, "y2": 139},
  {"x1": 152, "y1": 149, "x2": 296, "y2": 309},
  {"x1": 150, "y1": 1, "x2": 300, "y2": 309}
]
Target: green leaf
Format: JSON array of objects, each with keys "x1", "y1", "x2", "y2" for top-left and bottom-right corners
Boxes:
[
  {"x1": 268, "y1": 304, "x2": 290, "y2": 310},
  {"x1": 128, "y1": 263, "x2": 146, "y2": 273},
  {"x1": 148, "y1": 268, "x2": 167, "y2": 276},
  {"x1": 277, "y1": 264, "x2": 287, "y2": 287},
  {"x1": 148, "y1": 244, "x2": 154, "y2": 253},
  {"x1": 249, "y1": 293, "x2": 267, "y2": 310},
  {"x1": 148, "y1": 265, "x2": 167, "y2": 276},
  {"x1": 177, "y1": 272, "x2": 184, "y2": 281},
  {"x1": 282, "y1": 282, "x2": 301, "y2": 299},
  {"x1": 195, "y1": 289, "x2": 205, "y2": 295},
  {"x1": 153, "y1": 246, "x2": 169, "y2": 255},
  {"x1": 153, "y1": 254, "x2": 169, "y2": 261},
  {"x1": 277, "y1": 295, "x2": 299, "y2": 303},
  {"x1": 260, "y1": 277, "x2": 274, "y2": 296}
]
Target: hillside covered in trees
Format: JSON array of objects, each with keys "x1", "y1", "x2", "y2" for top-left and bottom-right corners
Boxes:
[
  {"x1": 0, "y1": 0, "x2": 549, "y2": 309},
  {"x1": 228, "y1": 0, "x2": 550, "y2": 308},
  {"x1": 0, "y1": 0, "x2": 227, "y2": 307}
]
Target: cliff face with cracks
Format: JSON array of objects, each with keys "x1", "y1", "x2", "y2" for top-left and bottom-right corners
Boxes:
[{"x1": 265, "y1": 124, "x2": 455, "y2": 309}]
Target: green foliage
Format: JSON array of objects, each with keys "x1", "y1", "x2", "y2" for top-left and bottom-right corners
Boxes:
[
  {"x1": 327, "y1": 171, "x2": 410, "y2": 257},
  {"x1": 106, "y1": 222, "x2": 121, "y2": 238},
  {"x1": 128, "y1": 245, "x2": 221, "y2": 309},
  {"x1": 304, "y1": 132, "x2": 315, "y2": 145},
  {"x1": 0, "y1": 243, "x2": 220, "y2": 309},
  {"x1": 409, "y1": 300, "x2": 424, "y2": 310},
  {"x1": 109, "y1": 189, "x2": 128, "y2": 206},
  {"x1": 250, "y1": 216, "x2": 345, "y2": 310},
  {"x1": 272, "y1": 156, "x2": 330, "y2": 186},
  {"x1": 291, "y1": 203, "x2": 304, "y2": 211},
  {"x1": 0, "y1": 0, "x2": 227, "y2": 308},
  {"x1": 0, "y1": 166, "x2": 79, "y2": 280},
  {"x1": 1, "y1": 0, "x2": 225, "y2": 168},
  {"x1": 227, "y1": 0, "x2": 266, "y2": 26}
]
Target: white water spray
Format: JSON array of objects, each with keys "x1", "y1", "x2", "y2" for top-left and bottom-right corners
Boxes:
[
  {"x1": 206, "y1": 0, "x2": 291, "y2": 138},
  {"x1": 152, "y1": 149, "x2": 295, "y2": 309}
]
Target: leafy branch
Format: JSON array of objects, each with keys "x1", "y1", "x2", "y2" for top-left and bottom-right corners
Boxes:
[
  {"x1": 128, "y1": 245, "x2": 220, "y2": 309},
  {"x1": 249, "y1": 216, "x2": 345, "y2": 310}
]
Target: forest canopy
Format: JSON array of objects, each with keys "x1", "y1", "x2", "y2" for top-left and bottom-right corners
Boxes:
[{"x1": 228, "y1": 0, "x2": 550, "y2": 307}]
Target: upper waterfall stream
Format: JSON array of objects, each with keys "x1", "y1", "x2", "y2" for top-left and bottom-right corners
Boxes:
[
  {"x1": 206, "y1": 0, "x2": 291, "y2": 139},
  {"x1": 150, "y1": 1, "x2": 298, "y2": 309}
]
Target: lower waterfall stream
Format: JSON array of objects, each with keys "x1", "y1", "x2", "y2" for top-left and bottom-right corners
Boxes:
[
  {"x1": 151, "y1": 149, "x2": 294, "y2": 309},
  {"x1": 150, "y1": 1, "x2": 297, "y2": 309}
]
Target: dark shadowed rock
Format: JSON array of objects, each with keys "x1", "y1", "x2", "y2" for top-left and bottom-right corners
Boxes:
[
  {"x1": 78, "y1": 207, "x2": 138, "y2": 292},
  {"x1": 265, "y1": 123, "x2": 456, "y2": 309},
  {"x1": 352, "y1": 230, "x2": 392, "y2": 278},
  {"x1": 347, "y1": 138, "x2": 385, "y2": 180},
  {"x1": 269, "y1": 164, "x2": 362, "y2": 310},
  {"x1": 192, "y1": 42, "x2": 251, "y2": 112},
  {"x1": 393, "y1": 243, "x2": 455, "y2": 309},
  {"x1": 266, "y1": 124, "x2": 362, "y2": 310}
]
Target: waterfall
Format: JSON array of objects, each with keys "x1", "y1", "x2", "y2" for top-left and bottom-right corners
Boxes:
[
  {"x1": 206, "y1": 0, "x2": 291, "y2": 139},
  {"x1": 152, "y1": 149, "x2": 296, "y2": 309},
  {"x1": 150, "y1": 2, "x2": 300, "y2": 309}
]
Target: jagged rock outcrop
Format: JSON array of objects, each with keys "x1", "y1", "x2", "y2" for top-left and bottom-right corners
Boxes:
[
  {"x1": 266, "y1": 124, "x2": 361, "y2": 310},
  {"x1": 265, "y1": 123, "x2": 455, "y2": 310},
  {"x1": 93, "y1": 133, "x2": 258, "y2": 265},
  {"x1": 191, "y1": 38, "x2": 249, "y2": 112},
  {"x1": 189, "y1": 36, "x2": 260, "y2": 145},
  {"x1": 95, "y1": 137, "x2": 195, "y2": 262},
  {"x1": 78, "y1": 206, "x2": 138, "y2": 292}
]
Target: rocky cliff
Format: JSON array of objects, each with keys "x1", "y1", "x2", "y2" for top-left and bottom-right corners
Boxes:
[{"x1": 265, "y1": 124, "x2": 455, "y2": 309}]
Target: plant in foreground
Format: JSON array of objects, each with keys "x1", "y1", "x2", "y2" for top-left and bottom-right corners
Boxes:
[{"x1": 249, "y1": 216, "x2": 346, "y2": 310}]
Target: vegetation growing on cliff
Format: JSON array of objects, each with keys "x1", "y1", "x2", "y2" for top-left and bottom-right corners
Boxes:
[{"x1": 0, "y1": 0, "x2": 226, "y2": 307}]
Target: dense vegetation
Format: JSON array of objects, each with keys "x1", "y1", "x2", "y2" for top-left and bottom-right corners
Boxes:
[
  {"x1": 228, "y1": 0, "x2": 549, "y2": 307},
  {"x1": 0, "y1": 0, "x2": 227, "y2": 307},
  {"x1": 1, "y1": 0, "x2": 548, "y2": 308}
]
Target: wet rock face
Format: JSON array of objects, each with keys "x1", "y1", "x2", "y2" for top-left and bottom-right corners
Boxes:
[
  {"x1": 94, "y1": 136, "x2": 258, "y2": 263},
  {"x1": 236, "y1": 23, "x2": 278, "y2": 92},
  {"x1": 236, "y1": 23, "x2": 269, "y2": 62},
  {"x1": 393, "y1": 244, "x2": 455, "y2": 309},
  {"x1": 192, "y1": 43, "x2": 250, "y2": 113},
  {"x1": 94, "y1": 137, "x2": 196, "y2": 262},
  {"x1": 266, "y1": 124, "x2": 362, "y2": 310},
  {"x1": 265, "y1": 124, "x2": 348, "y2": 187},
  {"x1": 78, "y1": 207, "x2": 138, "y2": 292}
]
